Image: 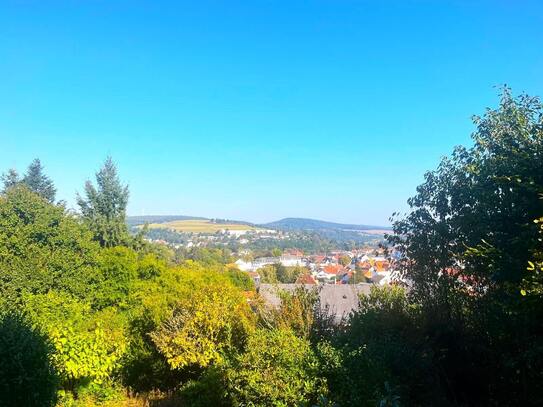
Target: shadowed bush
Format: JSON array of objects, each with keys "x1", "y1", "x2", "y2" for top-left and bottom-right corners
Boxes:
[{"x1": 0, "y1": 312, "x2": 59, "y2": 406}]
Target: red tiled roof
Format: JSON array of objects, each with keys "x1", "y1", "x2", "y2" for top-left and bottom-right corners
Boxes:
[
  {"x1": 295, "y1": 273, "x2": 317, "y2": 285},
  {"x1": 323, "y1": 265, "x2": 346, "y2": 275}
]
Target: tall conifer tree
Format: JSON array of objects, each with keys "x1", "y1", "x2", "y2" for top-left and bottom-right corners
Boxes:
[
  {"x1": 22, "y1": 159, "x2": 56, "y2": 203},
  {"x1": 77, "y1": 157, "x2": 130, "y2": 247}
]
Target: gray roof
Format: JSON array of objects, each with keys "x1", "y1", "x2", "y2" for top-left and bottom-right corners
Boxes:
[{"x1": 258, "y1": 283, "x2": 374, "y2": 320}]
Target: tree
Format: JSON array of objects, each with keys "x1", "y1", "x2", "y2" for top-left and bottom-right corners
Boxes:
[
  {"x1": 386, "y1": 88, "x2": 543, "y2": 404},
  {"x1": 0, "y1": 185, "x2": 99, "y2": 304},
  {"x1": 22, "y1": 159, "x2": 56, "y2": 202},
  {"x1": 1, "y1": 168, "x2": 20, "y2": 193},
  {"x1": 276, "y1": 264, "x2": 305, "y2": 283},
  {"x1": 339, "y1": 255, "x2": 351, "y2": 267},
  {"x1": 259, "y1": 264, "x2": 278, "y2": 283},
  {"x1": 77, "y1": 157, "x2": 130, "y2": 247}
]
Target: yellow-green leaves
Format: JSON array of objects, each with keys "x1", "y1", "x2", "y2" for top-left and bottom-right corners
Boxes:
[{"x1": 150, "y1": 283, "x2": 253, "y2": 370}]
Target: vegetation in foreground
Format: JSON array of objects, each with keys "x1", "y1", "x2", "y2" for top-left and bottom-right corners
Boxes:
[{"x1": 0, "y1": 88, "x2": 542, "y2": 406}]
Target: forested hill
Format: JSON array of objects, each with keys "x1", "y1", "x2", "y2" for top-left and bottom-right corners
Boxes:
[{"x1": 261, "y1": 217, "x2": 391, "y2": 232}]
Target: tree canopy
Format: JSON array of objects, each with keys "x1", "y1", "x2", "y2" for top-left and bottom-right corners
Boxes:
[{"x1": 77, "y1": 157, "x2": 130, "y2": 247}]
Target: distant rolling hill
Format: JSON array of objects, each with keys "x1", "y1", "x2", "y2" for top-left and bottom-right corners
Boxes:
[
  {"x1": 261, "y1": 218, "x2": 391, "y2": 233},
  {"x1": 127, "y1": 215, "x2": 255, "y2": 230},
  {"x1": 127, "y1": 215, "x2": 206, "y2": 227},
  {"x1": 260, "y1": 217, "x2": 391, "y2": 243},
  {"x1": 127, "y1": 215, "x2": 390, "y2": 243},
  {"x1": 143, "y1": 219, "x2": 257, "y2": 233}
]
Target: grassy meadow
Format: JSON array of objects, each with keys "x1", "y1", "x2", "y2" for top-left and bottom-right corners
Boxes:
[{"x1": 142, "y1": 219, "x2": 257, "y2": 233}]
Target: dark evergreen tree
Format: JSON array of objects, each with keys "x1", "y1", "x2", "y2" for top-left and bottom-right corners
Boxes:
[
  {"x1": 77, "y1": 157, "x2": 130, "y2": 247},
  {"x1": 1, "y1": 168, "x2": 20, "y2": 193},
  {"x1": 22, "y1": 159, "x2": 56, "y2": 202}
]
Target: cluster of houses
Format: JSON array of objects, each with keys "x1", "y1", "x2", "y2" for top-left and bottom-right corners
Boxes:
[
  {"x1": 236, "y1": 249, "x2": 397, "y2": 286},
  {"x1": 235, "y1": 254, "x2": 305, "y2": 271}
]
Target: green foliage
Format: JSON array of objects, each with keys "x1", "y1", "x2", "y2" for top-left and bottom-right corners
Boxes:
[
  {"x1": 122, "y1": 263, "x2": 252, "y2": 391},
  {"x1": 77, "y1": 157, "x2": 130, "y2": 247},
  {"x1": 385, "y1": 89, "x2": 543, "y2": 405},
  {"x1": 92, "y1": 246, "x2": 141, "y2": 309},
  {"x1": 276, "y1": 264, "x2": 305, "y2": 283},
  {"x1": 260, "y1": 286, "x2": 319, "y2": 338},
  {"x1": 150, "y1": 283, "x2": 254, "y2": 370},
  {"x1": 226, "y1": 328, "x2": 326, "y2": 407},
  {"x1": 175, "y1": 246, "x2": 234, "y2": 266},
  {"x1": 389, "y1": 88, "x2": 543, "y2": 299},
  {"x1": 178, "y1": 367, "x2": 231, "y2": 407},
  {"x1": 522, "y1": 211, "x2": 543, "y2": 298},
  {"x1": 0, "y1": 312, "x2": 59, "y2": 407},
  {"x1": 2, "y1": 159, "x2": 57, "y2": 202},
  {"x1": 226, "y1": 268, "x2": 255, "y2": 290},
  {"x1": 23, "y1": 158, "x2": 57, "y2": 202},
  {"x1": 1, "y1": 167, "x2": 20, "y2": 192},
  {"x1": 259, "y1": 264, "x2": 278, "y2": 283},
  {"x1": 338, "y1": 255, "x2": 351, "y2": 266},
  {"x1": 0, "y1": 185, "x2": 99, "y2": 304},
  {"x1": 259, "y1": 263, "x2": 306, "y2": 283},
  {"x1": 22, "y1": 291, "x2": 127, "y2": 394}
]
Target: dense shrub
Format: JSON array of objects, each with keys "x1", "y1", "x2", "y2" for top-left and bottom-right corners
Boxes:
[
  {"x1": 226, "y1": 328, "x2": 326, "y2": 406},
  {"x1": 151, "y1": 283, "x2": 254, "y2": 370},
  {"x1": 22, "y1": 291, "x2": 127, "y2": 395},
  {"x1": 0, "y1": 312, "x2": 59, "y2": 406}
]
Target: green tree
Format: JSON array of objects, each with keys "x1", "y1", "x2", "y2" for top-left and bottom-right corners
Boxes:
[
  {"x1": 77, "y1": 157, "x2": 130, "y2": 247},
  {"x1": 259, "y1": 264, "x2": 278, "y2": 283},
  {"x1": 389, "y1": 88, "x2": 543, "y2": 300},
  {"x1": 1, "y1": 168, "x2": 20, "y2": 193},
  {"x1": 22, "y1": 158, "x2": 56, "y2": 202},
  {"x1": 386, "y1": 89, "x2": 543, "y2": 404},
  {"x1": 339, "y1": 255, "x2": 351, "y2": 267},
  {"x1": 0, "y1": 185, "x2": 99, "y2": 304},
  {"x1": 276, "y1": 264, "x2": 305, "y2": 283}
]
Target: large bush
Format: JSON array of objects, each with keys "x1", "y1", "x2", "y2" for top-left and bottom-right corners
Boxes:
[
  {"x1": 0, "y1": 312, "x2": 59, "y2": 406},
  {"x1": 151, "y1": 283, "x2": 253, "y2": 370},
  {"x1": 226, "y1": 328, "x2": 326, "y2": 407},
  {"x1": 22, "y1": 291, "x2": 127, "y2": 396}
]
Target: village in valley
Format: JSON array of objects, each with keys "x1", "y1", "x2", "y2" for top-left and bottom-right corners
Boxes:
[
  {"x1": 234, "y1": 248, "x2": 395, "y2": 287},
  {"x1": 131, "y1": 217, "x2": 397, "y2": 287}
]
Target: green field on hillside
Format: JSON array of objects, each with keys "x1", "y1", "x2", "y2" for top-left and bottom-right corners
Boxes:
[{"x1": 143, "y1": 219, "x2": 257, "y2": 233}]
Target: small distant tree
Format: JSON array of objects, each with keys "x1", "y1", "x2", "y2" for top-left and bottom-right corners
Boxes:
[
  {"x1": 259, "y1": 264, "x2": 278, "y2": 283},
  {"x1": 22, "y1": 159, "x2": 56, "y2": 202},
  {"x1": 339, "y1": 255, "x2": 351, "y2": 267},
  {"x1": 77, "y1": 157, "x2": 130, "y2": 247},
  {"x1": 1, "y1": 168, "x2": 20, "y2": 193}
]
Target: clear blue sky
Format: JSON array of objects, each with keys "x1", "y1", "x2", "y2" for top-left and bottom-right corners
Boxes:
[{"x1": 1, "y1": 1, "x2": 542, "y2": 225}]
